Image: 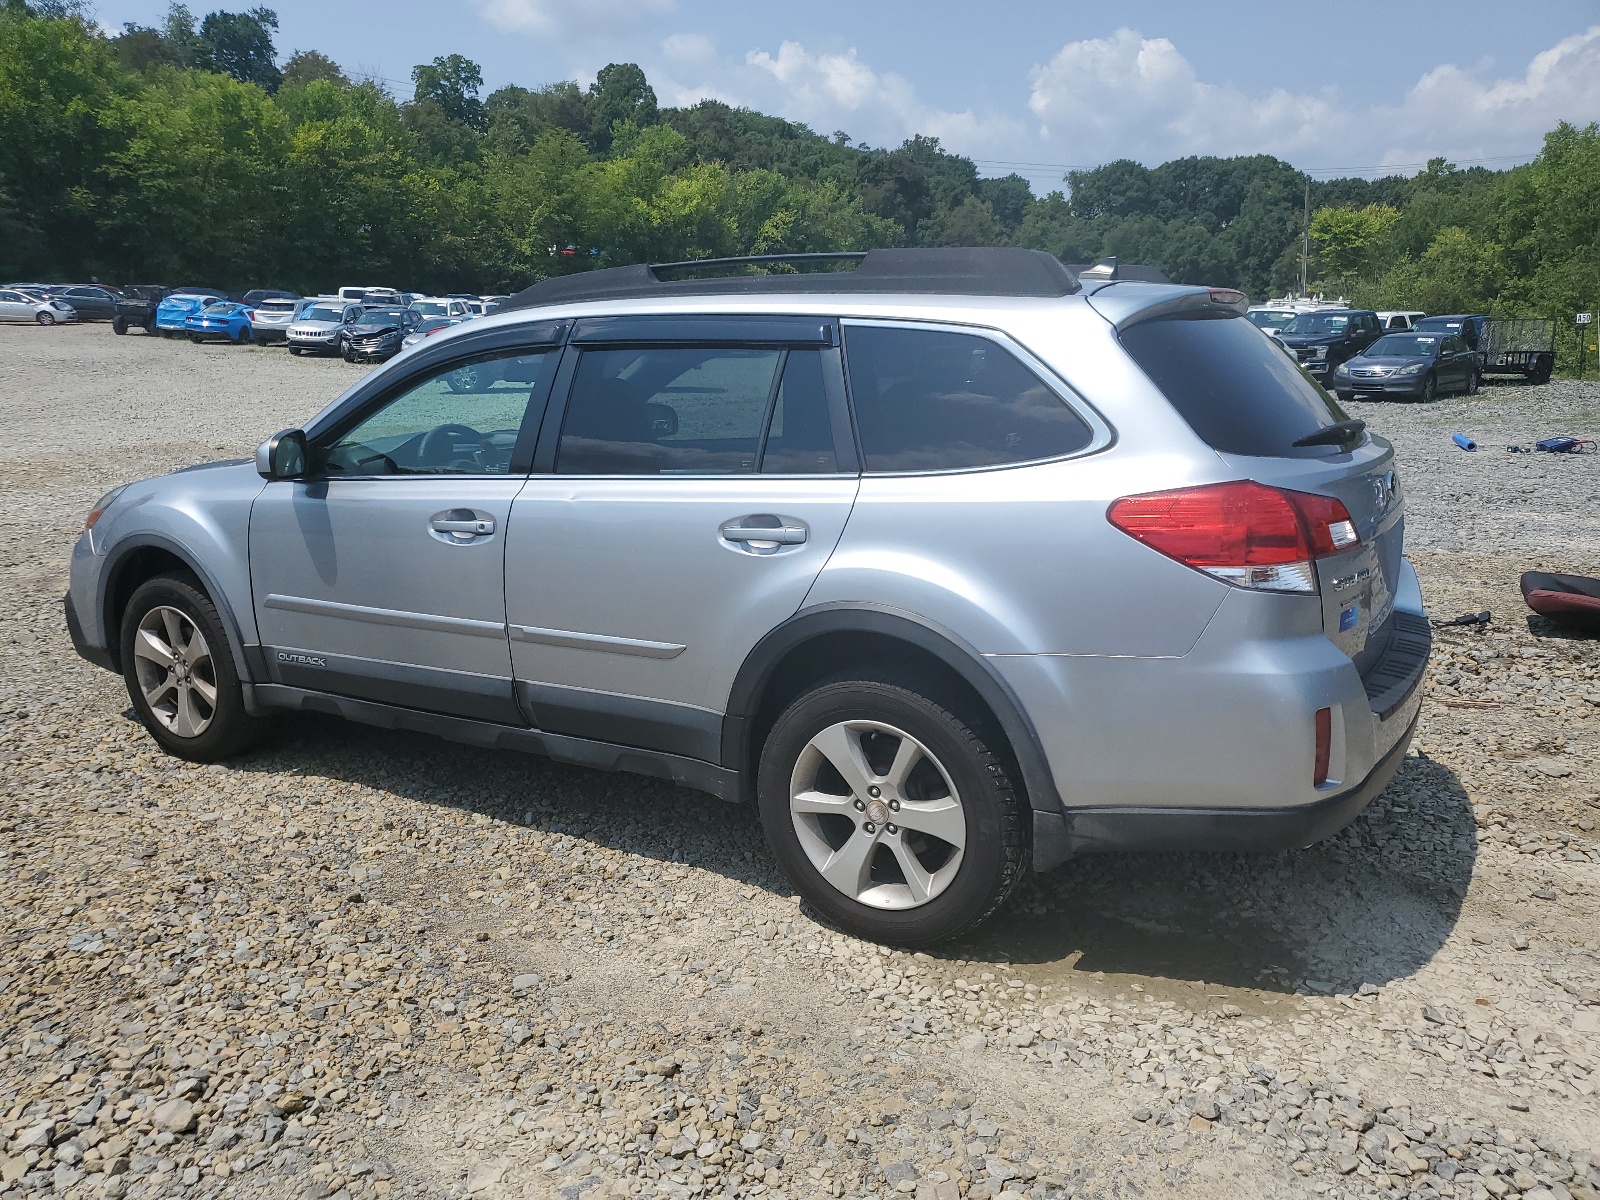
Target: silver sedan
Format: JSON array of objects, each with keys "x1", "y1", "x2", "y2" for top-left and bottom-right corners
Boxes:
[{"x1": 0, "y1": 288, "x2": 78, "y2": 324}]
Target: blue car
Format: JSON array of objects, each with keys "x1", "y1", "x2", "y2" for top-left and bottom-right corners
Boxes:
[
  {"x1": 154, "y1": 291, "x2": 224, "y2": 334},
  {"x1": 184, "y1": 301, "x2": 255, "y2": 345}
]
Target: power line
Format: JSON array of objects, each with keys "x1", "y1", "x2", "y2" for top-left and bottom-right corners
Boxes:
[{"x1": 970, "y1": 151, "x2": 1539, "y2": 179}]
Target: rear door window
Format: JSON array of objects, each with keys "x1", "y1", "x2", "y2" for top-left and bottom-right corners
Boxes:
[
  {"x1": 843, "y1": 324, "x2": 1093, "y2": 473},
  {"x1": 556, "y1": 347, "x2": 841, "y2": 476},
  {"x1": 1120, "y1": 313, "x2": 1347, "y2": 457}
]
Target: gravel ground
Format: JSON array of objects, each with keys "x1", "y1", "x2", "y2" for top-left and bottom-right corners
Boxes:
[{"x1": 2, "y1": 325, "x2": 1598, "y2": 1200}]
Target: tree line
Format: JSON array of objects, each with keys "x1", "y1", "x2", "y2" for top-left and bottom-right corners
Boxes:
[{"x1": 2, "y1": 3, "x2": 1596, "y2": 370}]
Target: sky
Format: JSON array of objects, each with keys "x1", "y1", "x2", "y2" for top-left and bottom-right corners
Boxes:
[{"x1": 91, "y1": 0, "x2": 1600, "y2": 190}]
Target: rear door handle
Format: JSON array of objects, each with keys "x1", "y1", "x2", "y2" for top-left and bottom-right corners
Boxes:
[{"x1": 721, "y1": 524, "x2": 806, "y2": 545}]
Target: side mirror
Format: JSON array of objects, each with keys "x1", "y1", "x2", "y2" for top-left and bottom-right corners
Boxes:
[{"x1": 256, "y1": 428, "x2": 308, "y2": 480}]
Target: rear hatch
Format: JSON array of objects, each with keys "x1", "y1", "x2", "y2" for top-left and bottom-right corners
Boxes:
[{"x1": 1104, "y1": 293, "x2": 1408, "y2": 676}]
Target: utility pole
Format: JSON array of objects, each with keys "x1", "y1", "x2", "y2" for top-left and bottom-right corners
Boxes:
[{"x1": 1299, "y1": 177, "x2": 1311, "y2": 299}]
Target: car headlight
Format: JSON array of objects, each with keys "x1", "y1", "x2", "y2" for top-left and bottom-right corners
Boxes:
[
  {"x1": 1309, "y1": 346, "x2": 1327, "y2": 359},
  {"x1": 1334, "y1": 363, "x2": 1350, "y2": 375},
  {"x1": 1399, "y1": 362, "x2": 1427, "y2": 375},
  {"x1": 85, "y1": 485, "x2": 128, "y2": 531}
]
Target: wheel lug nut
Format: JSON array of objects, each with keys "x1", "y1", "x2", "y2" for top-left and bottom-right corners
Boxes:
[
  {"x1": 853, "y1": 799, "x2": 866, "y2": 812},
  {"x1": 889, "y1": 799, "x2": 900, "y2": 811},
  {"x1": 868, "y1": 785, "x2": 881, "y2": 798},
  {"x1": 886, "y1": 824, "x2": 898, "y2": 834},
  {"x1": 862, "y1": 822, "x2": 876, "y2": 834}
]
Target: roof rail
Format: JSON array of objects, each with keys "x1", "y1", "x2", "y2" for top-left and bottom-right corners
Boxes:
[{"x1": 500, "y1": 247, "x2": 1082, "y2": 311}]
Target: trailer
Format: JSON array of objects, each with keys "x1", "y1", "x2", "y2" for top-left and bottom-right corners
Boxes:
[{"x1": 1481, "y1": 318, "x2": 1555, "y2": 383}]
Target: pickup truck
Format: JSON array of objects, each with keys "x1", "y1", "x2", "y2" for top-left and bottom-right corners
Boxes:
[{"x1": 1274, "y1": 308, "x2": 1386, "y2": 386}]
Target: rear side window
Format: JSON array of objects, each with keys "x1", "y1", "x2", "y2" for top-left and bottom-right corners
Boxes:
[
  {"x1": 1120, "y1": 314, "x2": 1347, "y2": 458},
  {"x1": 556, "y1": 347, "x2": 838, "y2": 475},
  {"x1": 844, "y1": 325, "x2": 1092, "y2": 473}
]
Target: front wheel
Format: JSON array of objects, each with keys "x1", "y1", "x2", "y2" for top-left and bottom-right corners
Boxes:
[
  {"x1": 1334, "y1": 389, "x2": 1354, "y2": 404},
  {"x1": 1465, "y1": 371, "x2": 1480, "y2": 396},
  {"x1": 113, "y1": 317, "x2": 128, "y2": 335},
  {"x1": 289, "y1": 345, "x2": 302, "y2": 356},
  {"x1": 120, "y1": 573, "x2": 267, "y2": 762},
  {"x1": 341, "y1": 344, "x2": 355, "y2": 362},
  {"x1": 36, "y1": 311, "x2": 56, "y2": 326},
  {"x1": 757, "y1": 673, "x2": 1028, "y2": 946},
  {"x1": 1420, "y1": 373, "x2": 1436, "y2": 403}
]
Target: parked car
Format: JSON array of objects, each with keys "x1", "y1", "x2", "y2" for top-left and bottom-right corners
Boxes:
[
  {"x1": 400, "y1": 314, "x2": 462, "y2": 350},
  {"x1": 248, "y1": 297, "x2": 305, "y2": 344},
  {"x1": 1245, "y1": 305, "x2": 1298, "y2": 333},
  {"x1": 336, "y1": 285, "x2": 402, "y2": 305},
  {"x1": 45, "y1": 284, "x2": 120, "y2": 321},
  {"x1": 338, "y1": 306, "x2": 416, "y2": 362},
  {"x1": 481, "y1": 295, "x2": 510, "y2": 315},
  {"x1": 287, "y1": 301, "x2": 362, "y2": 355},
  {"x1": 1331, "y1": 330, "x2": 1480, "y2": 402},
  {"x1": 0, "y1": 288, "x2": 78, "y2": 324},
  {"x1": 1375, "y1": 310, "x2": 1426, "y2": 332},
  {"x1": 1414, "y1": 315, "x2": 1554, "y2": 383},
  {"x1": 1275, "y1": 308, "x2": 1385, "y2": 385},
  {"x1": 407, "y1": 297, "x2": 472, "y2": 320},
  {"x1": 184, "y1": 301, "x2": 256, "y2": 344},
  {"x1": 65, "y1": 248, "x2": 1428, "y2": 947},
  {"x1": 155, "y1": 291, "x2": 225, "y2": 334},
  {"x1": 112, "y1": 286, "x2": 171, "y2": 334},
  {"x1": 240, "y1": 289, "x2": 299, "y2": 308}
]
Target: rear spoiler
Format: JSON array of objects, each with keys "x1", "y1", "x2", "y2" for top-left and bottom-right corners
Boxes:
[{"x1": 1086, "y1": 285, "x2": 1250, "y2": 331}]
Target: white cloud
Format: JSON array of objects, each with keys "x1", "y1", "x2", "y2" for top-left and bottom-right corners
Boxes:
[
  {"x1": 743, "y1": 41, "x2": 1020, "y2": 156},
  {"x1": 660, "y1": 33, "x2": 716, "y2": 67},
  {"x1": 471, "y1": 0, "x2": 673, "y2": 39},
  {"x1": 1027, "y1": 25, "x2": 1600, "y2": 171}
]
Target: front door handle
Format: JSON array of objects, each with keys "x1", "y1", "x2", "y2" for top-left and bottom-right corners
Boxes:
[{"x1": 432, "y1": 517, "x2": 494, "y2": 535}]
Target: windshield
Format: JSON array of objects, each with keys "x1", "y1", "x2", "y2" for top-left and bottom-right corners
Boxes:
[
  {"x1": 410, "y1": 300, "x2": 449, "y2": 317},
  {"x1": 1365, "y1": 334, "x2": 1441, "y2": 357},
  {"x1": 302, "y1": 306, "x2": 344, "y2": 322},
  {"x1": 1246, "y1": 310, "x2": 1294, "y2": 329},
  {"x1": 356, "y1": 309, "x2": 404, "y2": 327},
  {"x1": 202, "y1": 302, "x2": 235, "y2": 313},
  {"x1": 1281, "y1": 312, "x2": 1352, "y2": 336}
]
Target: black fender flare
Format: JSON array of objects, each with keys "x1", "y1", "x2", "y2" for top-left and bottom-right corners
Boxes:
[
  {"x1": 721, "y1": 602, "x2": 1064, "y2": 818},
  {"x1": 99, "y1": 533, "x2": 256, "y2": 685}
]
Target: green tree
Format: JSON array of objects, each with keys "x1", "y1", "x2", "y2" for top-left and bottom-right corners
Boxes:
[
  {"x1": 585, "y1": 62, "x2": 657, "y2": 153},
  {"x1": 1310, "y1": 203, "x2": 1401, "y2": 283},
  {"x1": 281, "y1": 48, "x2": 345, "y2": 89},
  {"x1": 196, "y1": 6, "x2": 280, "y2": 92},
  {"x1": 412, "y1": 53, "x2": 485, "y2": 130}
]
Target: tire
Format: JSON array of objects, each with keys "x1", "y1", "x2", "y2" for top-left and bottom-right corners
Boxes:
[
  {"x1": 143, "y1": 319, "x2": 156, "y2": 335},
  {"x1": 113, "y1": 317, "x2": 128, "y2": 335},
  {"x1": 289, "y1": 346, "x2": 302, "y2": 356},
  {"x1": 445, "y1": 362, "x2": 486, "y2": 392},
  {"x1": 190, "y1": 333, "x2": 204, "y2": 344},
  {"x1": 1420, "y1": 373, "x2": 1436, "y2": 403},
  {"x1": 119, "y1": 573, "x2": 267, "y2": 762},
  {"x1": 341, "y1": 344, "x2": 355, "y2": 363},
  {"x1": 236, "y1": 326, "x2": 253, "y2": 345},
  {"x1": 1334, "y1": 389, "x2": 1354, "y2": 404},
  {"x1": 1466, "y1": 371, "x2": 1480, "y2": 396},
  {"x1": 36, "y1": 311, "x2": 55, "y2": 326},
  {"x1": 756, "y1": 672, "x2": 1028, "y2": 947}
]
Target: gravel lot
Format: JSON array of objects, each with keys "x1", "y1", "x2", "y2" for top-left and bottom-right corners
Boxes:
[{"x1": 2, "y1": 325, "x2": 1598, "y2": 1200}]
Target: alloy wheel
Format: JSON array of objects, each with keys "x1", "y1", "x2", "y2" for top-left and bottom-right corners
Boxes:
[
  {"x1": 36, "y1": 311, "x2": 55, "y2": 326},
  {"x1": 132, "y1": 605, "x2": 218, "y2": 738},
  {"x1": 788, "y1": 720, "x2": 967, "y2": 910}
]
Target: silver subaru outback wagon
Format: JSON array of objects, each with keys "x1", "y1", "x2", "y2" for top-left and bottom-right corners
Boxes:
[{"x1": 66, "y1": 248, "x2": 1429, "y2": 946}]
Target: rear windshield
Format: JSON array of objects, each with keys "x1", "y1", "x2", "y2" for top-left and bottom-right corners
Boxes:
[
  {"x1": 1413, "y1": 317, "x2": 1464, "y2": 332},
  {"x1": 1280, "y1": 312, "x2": 1351, "y2": 336},
  {"x1": 1367, "y1": 334, "x2": 1440, "y2": 357},
  {"x1": 1120, "y1": 314, "x2": 1348, "y2": 458}
]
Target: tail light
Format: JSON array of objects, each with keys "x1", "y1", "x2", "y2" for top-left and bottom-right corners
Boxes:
[{"x1": 1106, "y1": 480, "x2": 1359, "y2": 593}]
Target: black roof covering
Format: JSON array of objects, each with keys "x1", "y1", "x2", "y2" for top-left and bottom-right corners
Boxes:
[{"x1": 501, "y1": 247, "x2": 1084, "y2": 311}]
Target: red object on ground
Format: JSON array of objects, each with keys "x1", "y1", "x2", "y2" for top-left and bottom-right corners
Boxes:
[{"x1": 1520, "y1": 571, "x2": 1600, "y2": 630}]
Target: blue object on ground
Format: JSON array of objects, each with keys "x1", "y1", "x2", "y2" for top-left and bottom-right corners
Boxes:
[{"x1": 1452, "y1": 433, "x2": 1477, "y2": 451}]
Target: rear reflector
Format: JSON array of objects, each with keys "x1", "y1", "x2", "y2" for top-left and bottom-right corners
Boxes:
[
  {"x1": 1314, "y1": 707, "x2": 1332, "y2": 786},
  {"x1": 1106, "y1": 480, "x2": 1360, "y2": 593}
]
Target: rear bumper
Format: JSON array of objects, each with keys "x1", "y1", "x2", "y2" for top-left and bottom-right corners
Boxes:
[{"x1": 1052, "y1": 705, "x2": 1418, "y2": 855}]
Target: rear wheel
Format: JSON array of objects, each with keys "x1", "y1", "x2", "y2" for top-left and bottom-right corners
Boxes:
[
  {"x1": 757, "y1": 673, "x2": 1028, "y2": 946},
  {"x1": 120, "y1": 573, "x2": 267, "y2": 762},
  {"x1": 113, "y1": 317, "x2": 128, "y2": 335},
  {"x1": 1334, "y1": 389, "x2": 1354, "y2": 404},
  {"x1": 36, "y1": 311, "x2": 55, "y2": 326},
  {"x1": 1466, "y1": 371, "x2": 1480, "y2": 396},
  {"x1": 236, "y1": 325, "x2": 252, "y2": 345}
]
